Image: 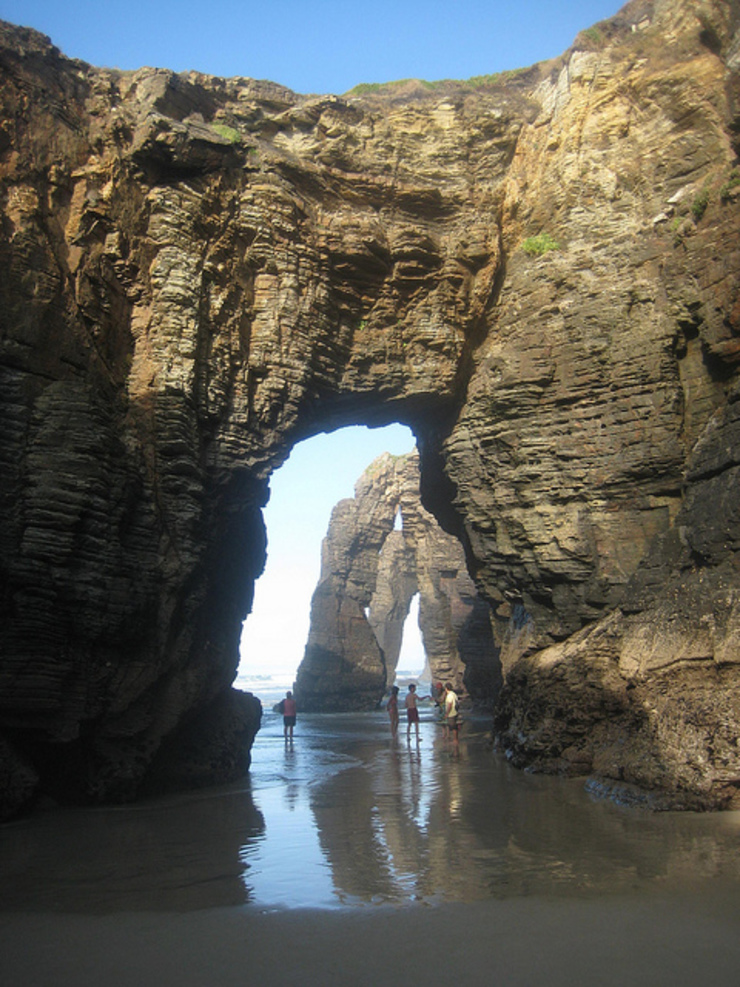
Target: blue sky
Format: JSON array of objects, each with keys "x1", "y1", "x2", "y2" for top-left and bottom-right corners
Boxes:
[
  {"x1": 0, "y1": 0, "x2": 624, "y2": 679},
  {"x1": 240, "y1": 425, "x2": 418, "y2": 677},
  {"x1": 2, "y1": 1, "x2": 622, "y2": 95}
]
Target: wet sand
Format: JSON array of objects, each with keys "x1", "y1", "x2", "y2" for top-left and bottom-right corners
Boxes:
[
  {"x1": 4, "y1": 890, "x2": 740, "y2": 986},
  {"x1": 2, "y1": 708, "x2": 740, "y2": 985}
]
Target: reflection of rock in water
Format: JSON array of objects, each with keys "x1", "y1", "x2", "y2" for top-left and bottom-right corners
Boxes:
[
  {"x1": 311, "y1": 758, "x2": 401, "y2": 902},
  {"x1": 0, "y1": 786, "x2": 265, "y2": 913},
  {"x1": 308, "y1": 723, "x2": 740, "y2": 905},
  {"x1": 4, "y1": 714, "x2": 740, "y2": 916}
]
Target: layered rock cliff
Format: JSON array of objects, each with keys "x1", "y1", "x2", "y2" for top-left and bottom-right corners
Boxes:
[
  {"x1": 294, "y1": 452, "x2": 498, "y2": 710},
  {"x1": 1, "y1": 0, "x2": 739, "y2": 817}
]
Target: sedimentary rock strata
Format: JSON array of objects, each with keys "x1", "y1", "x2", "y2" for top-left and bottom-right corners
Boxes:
[{"x1": 1, "y1": 0, "x2": 739, "y2": 816}]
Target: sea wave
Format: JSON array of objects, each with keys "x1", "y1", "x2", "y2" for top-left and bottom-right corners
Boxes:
[{"x1": 234, "y1": 669, "x2": 297, "y2": 702}]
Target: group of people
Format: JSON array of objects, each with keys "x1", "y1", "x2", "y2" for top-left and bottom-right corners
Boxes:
[
  {"x1": 277, "y1": 680, "x2": 461, "y2": 745},
  {"x1": 386, "y1": 680, "x2": 460, "y2": 744}
]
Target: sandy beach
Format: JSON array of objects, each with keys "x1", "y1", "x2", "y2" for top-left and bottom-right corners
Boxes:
[
  {"x1": 3, "y1": 708, "x2": 740, "y2": 986},
  {"x1": 4, "y1": 890, "x2": 740, "y2": 986}
]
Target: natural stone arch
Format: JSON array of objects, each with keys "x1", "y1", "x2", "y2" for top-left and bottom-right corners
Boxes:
[
  {"x1": 294, "y1": 451, "x2": 500, "y2": 711},
  {"x1": 1, "y1": 2, "x2": 740, "y2": 816}
]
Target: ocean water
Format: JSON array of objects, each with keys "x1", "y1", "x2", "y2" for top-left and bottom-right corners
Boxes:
[
  {"x1": 235, "y1": 670, "x2": 298, "y2": 712},
  {"x1": 235, "y1": 668, "x2": 430, "y2": 710}
]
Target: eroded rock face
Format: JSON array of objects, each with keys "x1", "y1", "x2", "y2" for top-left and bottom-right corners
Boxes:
[
  {"x1": 1, "y1": 0, "x2": 739, "y2": 816},
  {"x1": 294, "y1": 452, "x2": 498, "y2": 710},
  {"x1": 494, "y1": 393, "x2": 740, "y2": 808}
]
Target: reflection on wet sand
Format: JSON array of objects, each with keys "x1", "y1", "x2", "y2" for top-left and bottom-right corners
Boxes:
[
  {"x1": 2, "y1": 710, "x2": 740, "y2": 987},
  {"x1": 308, "y1": 718, "x2": 740, "y2": 905},
  {"x1": 0, "y1": 784, "x2": 264, "y2": 913},
  {"x1": 1, "y1": 710, "x2": 739, "y2": 916}
]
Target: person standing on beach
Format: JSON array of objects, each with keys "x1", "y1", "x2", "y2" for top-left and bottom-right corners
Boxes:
[
  {"x1": 404, "y1": 683, "x2": 430, "y2": 741},
  {"x1": 387, "y1": 685, "x2": 400, "y2": 737},
  {"x1": 442, "y1": 682, "x2": 460, "y2": 747},
  {"x1": 280, "y1": 690, "x2": 297, "y2": 741}
]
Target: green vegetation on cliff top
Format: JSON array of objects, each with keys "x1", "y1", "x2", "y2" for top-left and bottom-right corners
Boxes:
[{"x1": 345, "y1": 66, "x2": 532, "y2": 96}]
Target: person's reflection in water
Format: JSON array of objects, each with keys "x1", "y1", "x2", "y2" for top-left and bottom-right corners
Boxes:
[
  {"x1": 405, "y1": 742, "x2": 423, "y2": 823},
  {"x1": 283, "y1": 738, "x2": 297, "y2": 788},
  {"x1": 283, "y1": 780, "x2": 300, "y2": 810},
  {"x1": 446, "y1": 757, "x2": 463, "y2": 820}
]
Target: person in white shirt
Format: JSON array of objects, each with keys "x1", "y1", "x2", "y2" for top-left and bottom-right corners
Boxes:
[{"x1": 443, "y1": 682, "x2": 460, "y2": 747}]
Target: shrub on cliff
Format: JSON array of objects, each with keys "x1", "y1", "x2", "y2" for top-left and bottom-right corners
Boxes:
[{"x1": 521, "y1": 233, "x2": 560, "y2": 256}]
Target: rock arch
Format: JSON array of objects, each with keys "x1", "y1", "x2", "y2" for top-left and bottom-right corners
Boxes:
[
  {"x1": 1, "y1": 1, "x2": 740, "y2": 815},
  {"x1": 294, "y1": 451, "x2": 500, "y2": 711}
]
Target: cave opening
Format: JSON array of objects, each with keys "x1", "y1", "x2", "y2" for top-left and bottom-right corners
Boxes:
[{"x1": 237, "y1": 422, "x2": 416, "y2": 692}]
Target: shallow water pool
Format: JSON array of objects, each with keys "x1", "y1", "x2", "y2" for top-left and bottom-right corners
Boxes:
[{"x1": 2, "y1": 707, "x2": 739, "y2": 914}]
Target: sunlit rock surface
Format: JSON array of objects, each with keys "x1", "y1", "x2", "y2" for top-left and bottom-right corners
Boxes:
[
  {"x1": 294, "y1": 452, "x2": 499, "y2": 711},
  {"x1": 1, "y1": 0, "x2": 739, "y2": 816}
]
